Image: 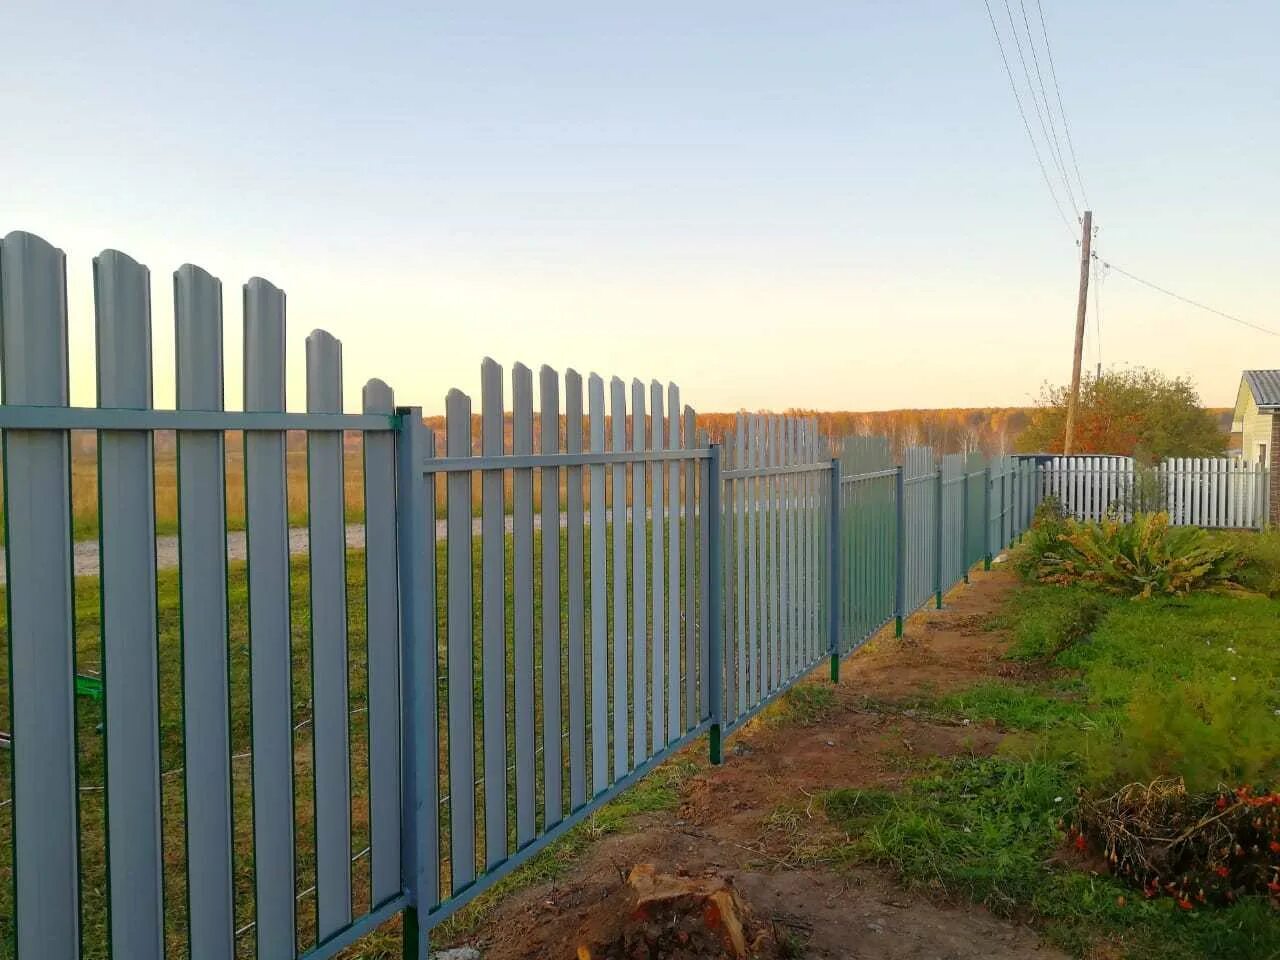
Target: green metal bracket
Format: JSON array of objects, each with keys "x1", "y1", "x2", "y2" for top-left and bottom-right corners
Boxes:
[{"x1": 75, "y1": 674, "x2": 103, "y2": 701}]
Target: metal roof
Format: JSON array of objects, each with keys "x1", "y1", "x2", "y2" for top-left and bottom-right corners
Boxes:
[{"x1": 1243, "y1": 370, "x2": 1280, "y2": 410}]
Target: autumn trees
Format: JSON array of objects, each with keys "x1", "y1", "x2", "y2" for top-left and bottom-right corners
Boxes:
[{"x1": 1015, "y1": 368, "x2": 1224, "y2": 461}]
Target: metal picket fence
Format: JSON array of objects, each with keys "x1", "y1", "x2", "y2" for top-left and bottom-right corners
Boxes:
[
  {"x1": 0, "y1": 228, "x2": 1039, "y2": 960},
  {"x1": 718, "y1": 415, "x2": 833, "y2": 733},
  {"x1": 1034, "y1": 455, "x2": 1269, "y2": 529},
  {"x1": 834, "y1": 440, "x2": 1031, "y2": 656}
]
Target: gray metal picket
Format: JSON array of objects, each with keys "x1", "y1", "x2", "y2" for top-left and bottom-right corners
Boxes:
[{"x1": 243, "y1": 276, "x2": 295, "y2": 957}]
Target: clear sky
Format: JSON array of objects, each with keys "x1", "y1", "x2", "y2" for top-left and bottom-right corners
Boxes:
[{"x1": 2, "y1": 1, "x2": 1277, "y2": 414}]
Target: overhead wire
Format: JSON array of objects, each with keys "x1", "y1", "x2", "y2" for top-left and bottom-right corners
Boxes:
[
  {"x1": 1092, "y1": 253, "x2": 1105, "y2": 375},
  {"x1": 1017, "y1": 0, "x2": 1077, "y2": 214},
  {"x1": 982, "y1": 0, "x2": 1077, "y2": 240},
  {"x1": 1098, "y1": 256, "x2": 1280, "y2": 338},
  {"x1": 1033, "y1": 0, "x2": 1090, "y2": 207},
  {"x1": 1003, "y1": 0, "x2": 1079, "y2": 219}
]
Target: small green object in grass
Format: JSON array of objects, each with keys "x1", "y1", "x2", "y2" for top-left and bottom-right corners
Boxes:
[{"x1": 75, "y1": 673, "x2": 103, "y2": 701}]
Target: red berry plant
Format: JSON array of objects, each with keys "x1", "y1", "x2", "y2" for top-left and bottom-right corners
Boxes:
[{"x1": 1065, "y1": 777, "x2": 1280, "y2": 909}]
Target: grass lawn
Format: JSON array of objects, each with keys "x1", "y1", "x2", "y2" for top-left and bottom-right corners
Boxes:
[{"x1": 822, "y1": 551, "x2": 1280, "y2": 960}]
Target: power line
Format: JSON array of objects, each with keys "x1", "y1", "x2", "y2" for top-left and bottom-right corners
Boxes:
[
  {"x1": 1099, "y1": 257, "x2": 1280, "y2": 338},
  {"x1": 982, "y1": 0, "x2": 1077, "y2": 240},
  {"x1": 1034, "y1": 0, "x2": 1090, "y2": 207},
  {"x1": 1004, "y1": 0, "x2": 1078, "y2": 218},
  {"x1": 1092, "y1": 253, "x2": 1105, "y2": 374},
  {"x1": 1017, "y1": 0, "x2": 1077, "y2": 213}
]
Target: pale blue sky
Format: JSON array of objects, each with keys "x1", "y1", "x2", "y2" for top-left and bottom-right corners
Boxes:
[{"x1": 2, "y1": 1, "x2": 1277, "y2": 413}]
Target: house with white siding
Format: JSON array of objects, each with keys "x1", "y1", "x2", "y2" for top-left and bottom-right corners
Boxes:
[
  {"x1": 1232, "y1": 370, "x2": 1280, "y2": 464},
  {"x1": 1231, "y1": 369, "x2": 1279, "y2": 526}
]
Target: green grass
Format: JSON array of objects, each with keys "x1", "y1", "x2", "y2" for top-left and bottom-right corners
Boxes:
[
  {"x1": 825, "y1": 757, "x2": 1280, "y2": 960},
  {"x1": 936, "y1": 681, "x2": 1087, "y2": 732},
  {"x1": 820, "y1": 579, "x2": 1280, "y2": 959},
  {"x1": 772, "y1": 681, "x2": 838, "y2": 726},
  {"x1": 987, "y1": 585, "x2": 1113, "y2": 660}
]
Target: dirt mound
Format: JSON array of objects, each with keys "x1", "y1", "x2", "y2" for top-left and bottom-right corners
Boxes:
[{"x1": 575, "y1": 864, "x2": 776, "y2": 960}]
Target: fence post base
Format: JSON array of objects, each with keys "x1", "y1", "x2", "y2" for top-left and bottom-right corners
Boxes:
[
  {"x1": 935, "y1": 591, "x2": 942, "y2": 610},
  {"x1": 894, "y1": 615, "x2": 904, "y2": 637},
  {"x1": 402, "y1": 905, "x2": 423, "y2": 960},
  {"x1": 983, "y1": 555, "x2": 991, "y2": 571},
  {"x1": 709, "y1": 723, "x2": 722, "y2": 765},
  {"x1": 829, "y1": 652, "x2": 840, "y2": 684}
]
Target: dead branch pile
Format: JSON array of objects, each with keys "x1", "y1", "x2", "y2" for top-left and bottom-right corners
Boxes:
[{"x1": 1071, "y1": 777, "x2": 1280, "y2": 908}]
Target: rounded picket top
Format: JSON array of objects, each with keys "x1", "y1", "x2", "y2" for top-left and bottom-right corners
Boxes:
[
  {"x1": 94, "y1": 249, "x2": 154, "y2": 409},
  {"x1": 362, "y1": 378, "x2": 394, "y2": 415},
  {"x1": 1, "y1": 230, "x2": 69, "y2": 406},
  {"x1": 174, "y1": 263, "x2": 225, "y2": 410},
  {"x1": 243, "y1": 277, "x2": 286, "y2": 412},
  {"x1": 305, "y1": 329, "x2": 343, "y2": 413},
  {"x1": 444, "y1": 387, "x2": 473, "y2": 457}
]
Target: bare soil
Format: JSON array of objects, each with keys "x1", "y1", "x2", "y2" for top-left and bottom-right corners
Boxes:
[{"x1": 447, "y1": 569, "x2": 1069, "y2": 959}]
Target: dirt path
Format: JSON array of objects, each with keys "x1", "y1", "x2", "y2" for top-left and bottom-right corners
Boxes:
[{"x1": 444, "y1": 568, "x2": 1067, "y2": 960}]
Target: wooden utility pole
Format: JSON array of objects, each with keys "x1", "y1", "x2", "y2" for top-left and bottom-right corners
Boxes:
[{"x1": 1063, "y1": 209, "x2": 1092, "y2": 455}]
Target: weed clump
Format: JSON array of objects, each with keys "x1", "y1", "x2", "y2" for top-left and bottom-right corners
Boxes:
[
  {"x1": 1016, "y1": 511, "x2": 1246, "y2": 599},
  {"x1": 993, "y1": 583, "x2": 1111, "y2": 660}
]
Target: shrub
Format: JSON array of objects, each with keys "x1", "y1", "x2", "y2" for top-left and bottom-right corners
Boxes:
[
  {"x1": 1074, "y1": 673, "x2": 1280, "y2": 792},
  {"x1": 1224, "y1": 529, "x2": 1280, "y2": 598},
  {"x1": 1016, "y1": 512, "x2": 1247, "y2": 598}
]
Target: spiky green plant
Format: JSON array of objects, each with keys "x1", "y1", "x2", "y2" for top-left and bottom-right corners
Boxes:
[{"x1": 1019, "y1": 512, "x2": 1246, "y2": 598}]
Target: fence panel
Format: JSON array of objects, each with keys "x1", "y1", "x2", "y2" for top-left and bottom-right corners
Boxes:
[
  {"x1": 719, "y1": 415, "x2": 829, "y2": 728},
  {"x1": 834, "y1": 438, "x2": 894, "y2": 653},
  {"x1": 409, "y1": 362, "x2": 712, "y2": 938},
  {"x1": 0, "y1": 230, "x2": 412, "y2": 960},
  {"x1": 902, "y1": 447, "x2": 937, "y2": 615},
  {"x1": 1034, "y1": 454, "x2": 1268, "y2": 529}
]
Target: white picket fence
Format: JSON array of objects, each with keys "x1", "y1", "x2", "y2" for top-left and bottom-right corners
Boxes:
[{"x1": 1035, "y1": 455, "x2": 1270, "y2": 529}]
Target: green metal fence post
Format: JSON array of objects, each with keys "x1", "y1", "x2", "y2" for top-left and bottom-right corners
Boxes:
[
  {"x1": 961, "y1": 470, "x2": 970, "y2": 584},
  {"x1": 983, "y1": 464, "x2": 993, "y2": 571},
  {"x1": 396, "y1": 406, "x2": 436, "y2": 960},
  {"x1": 934, "y1": 465, "x2": 944, "y2": 609},
  {"x1": 828, "y1": 457, "x2": 841, "y2": 683},
  {"x1": 894, "y1": 464, "x2": 906, "y2": 637},
  {"x1": 707, "y1": 442, "x2": 724, "y2": 765}
]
